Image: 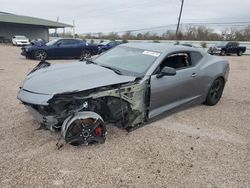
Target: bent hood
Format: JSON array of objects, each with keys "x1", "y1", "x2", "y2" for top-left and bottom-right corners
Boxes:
[{"x1": 22, "y1": 62, "x2": 136, "y2": 95}]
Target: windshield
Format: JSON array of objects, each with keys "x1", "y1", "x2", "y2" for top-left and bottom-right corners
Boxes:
[
  {"x1": 15, "y1": 36, "x2": 26, "y2": 39},
  {"x1": 46, "y1": 39, "x2": 60, "y2": 46},
  {"x1": 94, "y1": 46, "x2": 160, "y2": 76},
  {"x1": 100, "y1": 41, "x2": 109, "y2": 45}
]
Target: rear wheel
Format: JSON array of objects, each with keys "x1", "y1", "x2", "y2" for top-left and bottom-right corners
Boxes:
[
  {"x1": 205, "y1": 77, "x2": 225, "y2": 106},
  {"x1": 237, "y1": 51, "x2": 243, "y2": 56},
  {"x1": 34, "y1": 50, "x2": 47, "y2": 60}
]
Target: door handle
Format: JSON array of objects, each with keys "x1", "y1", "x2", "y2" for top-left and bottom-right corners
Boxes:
[{"x1": 191, "y1": 73, "x2": 197, "y2": 77}]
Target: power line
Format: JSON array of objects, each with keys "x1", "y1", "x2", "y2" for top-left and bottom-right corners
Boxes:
[{"x1": 112, "y1": 21, "x2": 250, "y2": 34}]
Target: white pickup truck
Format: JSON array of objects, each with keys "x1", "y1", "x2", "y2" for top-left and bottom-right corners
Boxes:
[{"x1": 12, "y1": 35, "x2": 30, "y2": 46}]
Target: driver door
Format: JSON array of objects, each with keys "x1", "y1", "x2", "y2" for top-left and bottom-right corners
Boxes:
[
  {"x1": 149, "y1": 52, "x2": 203, "y2": 118},
  {"x1": 50, "y1": 39, "x2": 75, "y2": 58}
]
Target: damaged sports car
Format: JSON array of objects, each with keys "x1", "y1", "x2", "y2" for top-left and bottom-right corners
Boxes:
[{"x1": 17, "y1": 43, "x2": 229, "y2": 146}]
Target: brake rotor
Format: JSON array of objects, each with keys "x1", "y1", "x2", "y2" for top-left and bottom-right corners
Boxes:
[{"x1": 63, "y1": 113, "x2": 107, "y2": 146}]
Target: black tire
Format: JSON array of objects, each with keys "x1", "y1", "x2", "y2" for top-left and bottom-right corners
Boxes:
[
  {"x1": 34, "y1": 50, "x2": 47, "y2": 61},
  {"x1": 220, "y1": 50, "x2": 226, "y2": 56},
  {"x1": 237, "y1": 51, "x2": 243, "y2": 56},
  {"x1": 205, "y1": 77, "x2": 225, "y2": 106},
  {"x1": 80, "y1": 50, "x2": 91, "y2": 59}
]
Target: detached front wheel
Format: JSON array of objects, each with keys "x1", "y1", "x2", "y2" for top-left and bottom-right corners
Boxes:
[
  {"x1": 205, "y1": 77, "x2": 225, "y2": 106},
  {"x1": 62, "y1": 112, "x2": 107, "y2": 146}
]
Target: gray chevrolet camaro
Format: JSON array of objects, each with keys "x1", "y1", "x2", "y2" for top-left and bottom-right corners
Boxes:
[{"x1": 17, "y1": 43, "x2": 229, "y2": 146}]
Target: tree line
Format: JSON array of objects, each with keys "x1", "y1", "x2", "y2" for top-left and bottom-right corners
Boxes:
[{"x1": 52, "y1": 25, "x2": 250, "y2": 41}]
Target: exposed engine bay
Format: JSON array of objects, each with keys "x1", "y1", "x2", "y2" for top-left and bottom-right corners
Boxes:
[{"x1": 18, "y1": 61, "x2": 149, "y2": 146}]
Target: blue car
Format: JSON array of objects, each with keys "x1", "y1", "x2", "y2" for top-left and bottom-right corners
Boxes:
[
  {"x1": 97, "y1": 41, "x2": 122, "y2": 54},
  {"x1": 21, "y1": 38, "x2": 99, "y2": 60}
]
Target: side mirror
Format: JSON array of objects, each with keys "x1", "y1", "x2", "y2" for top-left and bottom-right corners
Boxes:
[
  {"x1": 56, "y1": 43, "x2": 61, "y2": 47},
  {"x1": 156, "y1": 67, "x2": 176, "y2": 78}
]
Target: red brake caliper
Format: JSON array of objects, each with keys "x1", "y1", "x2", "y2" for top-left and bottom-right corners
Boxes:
[{"x1": 94, "y1": 127, "x2": 103, "y2": 137}]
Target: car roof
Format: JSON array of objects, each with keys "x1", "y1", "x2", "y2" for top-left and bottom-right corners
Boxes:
[
  {"x1": 55, "y1": 38, "x2": 84, "y2": 41},
  {"x1": 120, "y1": 42, "x2": 201, "y2": 54}
]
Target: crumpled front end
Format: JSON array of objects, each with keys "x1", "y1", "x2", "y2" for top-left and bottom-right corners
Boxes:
[
  {"x1": 17, "y1": 89, "x2": 61, "y2": 129},
  {"x1": 17, "y1": 60, "x2": 149, "y2": 146},
  {"x1": 18, "y1": 80, "x2": 148, "y2": 131}
]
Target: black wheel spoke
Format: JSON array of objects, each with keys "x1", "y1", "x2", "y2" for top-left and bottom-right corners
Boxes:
[
  {"x1": 72, "y1": 119, "x2": 85, "y2": 130},
  {"x1": 212, "y1": 92, "x2": 217, "y2": 100},
  {"x1": 66, "y1": 133, "x2": 83, "y2": 144},
  {"x1": 87, "y1": 135, "x2": 105, "y2": 144},
  {"x1": 90, "y1": 119, "x2": 102, "y2": 132}
]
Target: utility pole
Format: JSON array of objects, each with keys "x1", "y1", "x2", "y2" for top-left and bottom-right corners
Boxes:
[
  {"x1": 55, "y1": 16, "x2": 59, "y2": 36},
  {"x1": 175, "y1": 0, "x2": 184, "y2": 40},
  {"x1": 73, "y1": 20, "x2": 76, "y2": 38}
]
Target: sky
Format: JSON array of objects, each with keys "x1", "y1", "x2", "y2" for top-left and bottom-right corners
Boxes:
[{"x1": 1, "y1": 0, "x2": 250, "y2": 33}]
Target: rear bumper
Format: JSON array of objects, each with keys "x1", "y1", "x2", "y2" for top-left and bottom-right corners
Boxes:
[{"x1": 224, "y1": 64, "x2": 230, "y2": 82}]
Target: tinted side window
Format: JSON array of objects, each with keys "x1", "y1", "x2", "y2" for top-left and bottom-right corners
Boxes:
[
  {"x1": 79, "y1": 40, "x2": 85, "y2": 44},
  {"x1": 227, "y1": 42, "x2": 237, "y2": 47},
  {"x1": 234, "y1": 42, "x2": 239, "y2": 47},
  {"x1": 70, "y1": 40, "x2": 78, "y2": 44},
  {"x1": 190, "y1": 52, "x2": 203, "y2": 65},
  {"x1": 160, "y1": 53, "x2": 191, "y2": 70},
  {"x1": 60, "y1": 39, "x2": 77, "y2": 45}
]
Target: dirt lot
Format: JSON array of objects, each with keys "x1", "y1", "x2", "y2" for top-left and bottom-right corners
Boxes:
[{"x1": 0, "y1": 45, "x2": 249, "y2": 188}]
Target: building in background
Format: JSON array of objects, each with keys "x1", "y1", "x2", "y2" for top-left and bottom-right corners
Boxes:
[{"x1": 0, "y1": 12, "x2": 72, "y2": 42}]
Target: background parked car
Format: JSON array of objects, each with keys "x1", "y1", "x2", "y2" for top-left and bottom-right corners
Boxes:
[
  {"x1": 30, "y1": 38, "x2": 46, "y2": 46},
  {"x1": 21, "y1": 38, "x2": 99, "y2": 60},
  {"x1": 12, "y1": 35, "x2": 30, "y2": 46},
  {"x1": 97, "y1": 41, "x2": 122, "y2": 54},
  {"x1": 208, "y1": 42, "x2": 246, "y2": 56}
]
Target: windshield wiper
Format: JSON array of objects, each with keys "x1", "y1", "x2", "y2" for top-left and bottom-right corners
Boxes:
[
  {"x1": 100, "y1": 65, "x2": 123, "y2": 75},
  {"x1": 83, "y1": 59, "x2": 122, "y2": 75}
]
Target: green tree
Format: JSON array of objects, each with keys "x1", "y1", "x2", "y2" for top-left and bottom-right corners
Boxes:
[{"x1": 200, "y1": 42, "x2": 207, "y2": 49}]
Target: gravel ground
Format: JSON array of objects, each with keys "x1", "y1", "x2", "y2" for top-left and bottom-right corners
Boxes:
[{"x1": 0, "y1": 45, "x2": 249, "y2": 188}]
